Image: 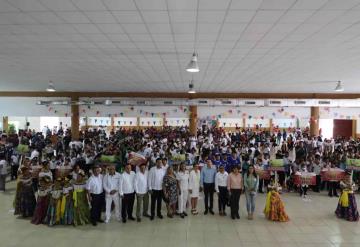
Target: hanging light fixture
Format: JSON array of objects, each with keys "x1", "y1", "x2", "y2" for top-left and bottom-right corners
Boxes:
[
  {"x1": 46, "y1": 81, "x2": 56, "y2": 92},
  {"x1": 186, "y1": 52, "x2": 199, "y2": 73},
  {"x1": 104, "y1": 99, "x2": 112, "y2": 106},
  {"x1": 334, "y1": 81, "x2": 344, "y2": 92},
  {"x1": 188, "y1": 80, "x2": 196, "y2": 94}
]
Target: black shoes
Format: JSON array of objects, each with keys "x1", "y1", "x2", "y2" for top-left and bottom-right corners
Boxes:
[
  {"x1": 98, "y1": 219, "x2": 104, "y2": 223},
  {"x1": 204, "y1": 210, "x2": 208, "y2": 215},
  {"x1": 150, "y1": 216, "x2": 154, "y2": 220},
  {"x1": 183, "y1": 212, "x2": 188, "y2": 217},
  {"x1": 158, "y1": 215, "x2": 163, "y2": 219},
  {"x1": 180, "y1": 213, "x2": 185, "y2": 218},
  {"x1": 209, "y1": 210, "x2": 215, "y2": 215},
  {"x1": 91, "y1": 221, "x2": 97, "y2": 226},
  {"x1": 137, "y1": 218, "x2": 141, "y2": 222},
  {"x1": 122, "y1": 219, "x2": 127, "y2": 223},
  {"x1": 128, "y1": 217, "x2": 136, "y2": 221}
]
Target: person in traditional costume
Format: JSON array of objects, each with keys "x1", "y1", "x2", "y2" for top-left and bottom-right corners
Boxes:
[
  {"x1": 61, "y1": 177, "x2": 74, "y2": 225},
  {"x1": 31, "y1": 173, "x2": 52, "y2": 224},
  {"x1": 73, "y1": 171, "x2": 90, "y2": 226},
  {"x1": 14, "y1": 166, "x2": 36, "y2": 217},
  {"x1": 45, "y1": 178, "x2": 63, "y2": 226},
  {"x1": 264, "y1": 176, "x2": 289, "y2": 222},
  {"x1": 335, "y1": 171, "x2": 359, "y2": 221}
]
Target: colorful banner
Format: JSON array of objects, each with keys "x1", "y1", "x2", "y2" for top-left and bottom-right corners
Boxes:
[
  {"x1": 321, "y1": 168, "x2": 345, "y2": 181},
  {"x1": 293, "y1": 172, "x2": 316, "y2": 185}
]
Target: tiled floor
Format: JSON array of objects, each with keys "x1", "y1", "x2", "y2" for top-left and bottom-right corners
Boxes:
[{"x1": 1, "y1": 181, "x2": 359, "y2": 247}]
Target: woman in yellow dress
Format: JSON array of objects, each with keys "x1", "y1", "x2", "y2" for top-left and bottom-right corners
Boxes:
[{"x1": 264, "y1": 176, "x2": 289, "y2": 222}]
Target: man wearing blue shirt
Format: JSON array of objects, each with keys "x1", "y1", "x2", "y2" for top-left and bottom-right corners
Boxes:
[
  {"x1": 212, "y1": 153, "x2": 222, "y2": 168},
  {"x1": 200, "y1": 159, "x2": 216, "y2": 215},
  {"x1": 227, "y1": 151, "x2": 241, "y2": 173}
]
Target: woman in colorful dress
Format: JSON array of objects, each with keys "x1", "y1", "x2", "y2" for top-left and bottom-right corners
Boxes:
[
  {"x1": 264, "y1": 176, "x2": 289, "y2": 222},
  {"x1": 72, "y1": 171, "x2": 90, "y2": 226},
  {"x1": 61, "y1": 177, "x2": 74, "y2": 225},
  {"x1": 45, "y1": 178, "x2": 63, "y2": 226},
  {"x1": 189, "y1": 163, "x2": 201, "y2": 215},
  {"x1": 335, "y1": 171, "x2": 359, "y2": 221},
  {"x1": 162, "y1": 167, "x2": 179, "y2": 218},
  {"x1": 14, "y1": 166, "x2": 36, "y2": 217},
  {"x1": 31, "y1": 174, "x2": 52, "y2": 224}
]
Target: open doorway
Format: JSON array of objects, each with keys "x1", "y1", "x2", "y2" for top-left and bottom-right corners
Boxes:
[{"x1": 319, "y1": 119, "x2": 333, "y2": 139}]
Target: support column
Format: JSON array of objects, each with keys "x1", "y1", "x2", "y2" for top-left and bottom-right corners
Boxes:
[
  {"x1": 269, "y1": 119, "x2": 273, "y2": 133},
  {"x1": 163, "y1": 117, "x2": 166, "y2": 128},
  {"x1": 242, "y1": 118, "x2": 246, "y2": 129},
  {"x1": 310, "y1": 106, "x2": 320, "y2": 136},
  {"x1": 189, "y1": 105, "x2": 197, "y2": 135},
  {"x1": 2, "y1": 116, "x2": 8, "y2": 132},
  {"x1": 111, "y1": 116, "x2": 115, "y2": 131},
  {"x1": 137, "y1": 117, "x2": 140, "y2": 129},
  {"x1": 352, "y1": 119, "x2": 357, "y2": 139},
  {"x1": 71, "y1": 96, "x2": 80, "y2": 140}
]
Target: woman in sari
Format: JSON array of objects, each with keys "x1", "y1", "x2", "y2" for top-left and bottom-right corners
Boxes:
[
  {"x1": 14, "y1": 166, "x2": 36, "y2": 217},
  {"x1": 73, "y1": 171, "x2": 90, "y2": 226},
  {"x1": 162, "y1": 167, "x2": 179, "y2": 218},
  {"x1": 264, "y1": 176, "x2": 289, "y2": 222},
  {"x1": 335, "y1": 171, "x2": 359, "y2": 221}
]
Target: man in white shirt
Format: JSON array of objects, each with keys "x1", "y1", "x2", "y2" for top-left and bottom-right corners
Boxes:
[
  {"x1": 215, "y1": 165, "x2": 229, "y2": 216},
  {"x1": 148, "y1": 158, "x2": 165, "y2": 220},
  {"x1": 120, "y1": 164, "x2": 136, "y2": 223},
  {"x1": 0, "y1": 157, "x2": 7, "y2": 191},
  {"x1": 10, "y1": 152, "x2": 19, "y2": 180},
  {"x1": 103, "y1": 164, "x2": 121, "y2": 223},
  {"x1": 176, "y1": 163, "x2": 189, "y2": 218},
  {"x1": 135, "y1": 163, "x2": 150, "y2": 222},
  {"x1": 86, "y1": 165, "x2": 104, "y2": 226}
]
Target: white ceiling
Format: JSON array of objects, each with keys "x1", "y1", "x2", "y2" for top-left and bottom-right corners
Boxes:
[{"x1": 1, "y1": 0, "x2": 360, "y2": 93}]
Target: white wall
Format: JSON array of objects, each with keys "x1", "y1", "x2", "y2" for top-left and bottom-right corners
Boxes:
[
  {"x1": 197, "y1": 106, "x2": 310, "y2": 119},
  {"x1": 0, "y1": 97, "x2": 70, "y2": 117}
]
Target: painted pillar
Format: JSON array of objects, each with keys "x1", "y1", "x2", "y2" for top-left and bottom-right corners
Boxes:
[
  {"x1": 189, "y1": 105, "x2": 197, "y2": 135},
  {"x1": 310, "y1": 106, "x2": 320, "y2": 136},
  {"x1": 71, "y1": 96, "x2": 80, "y2": 140},
  {"x1": 2, "y1": 116, "x2": 8, "y2": 132}
]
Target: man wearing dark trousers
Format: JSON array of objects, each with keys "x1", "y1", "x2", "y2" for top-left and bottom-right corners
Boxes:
[
  {"x1": 148, "y1": 158, "x2": 165, "y2": 220},
  {"x1": 120, "y1": 164, "x2": 136, "y2": 223},
  {"x1": 86, "y1": 165, "x2": 104, "y2": 226},
  {"x1": 200, "y1": 159, "x2": 217, "y2": 215}
]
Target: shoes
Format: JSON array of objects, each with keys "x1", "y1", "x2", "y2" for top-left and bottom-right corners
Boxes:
[
  {"x1": 183, "y1": 212, "x2": 188, "y2": 217},
  {"x1": 223, "y1": 212, "x2": 227, "y2": 216},
  {"x1": 91, "y1": 221, "x2": 97, "y2": 226},
  {"x1": 143, "y1": 214, "x2": 151, "y2": 218},
  {"x1": 150, "y1": 216, "x2": 154, "y2": 221},
  {"x1": 180, "y1": 213, "x2": 184, "y2": 218},
  {"x1": 128, "y1": 217, "x2": 136, "y2": 221},
  {"x1": 209, "y1": 210, "x2": 215, "y2": 215},
  {"x1": 137, "y1": 218, "x2": 141, "y2": 222},
  {"x1": 158, "y1": 215, "x2": 163, "y2": 219},
  {"x1": 236, "y1": 214, "x2": 240, "y2": 219},
  {"x1": 97, "y1": 219, "x2": 104, "y2": 223},
  {"x1": 204, "y1": 210, "x2": 208, "y2": 215},
  {"x1": 122, "y1": 219, "x2": 127, "y2": 223},
  {"x1": 231, "y1": 215, "x2": 235, "y2": 220}
]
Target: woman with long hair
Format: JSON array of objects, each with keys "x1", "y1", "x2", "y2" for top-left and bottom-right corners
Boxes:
[
  {"x1": 227, "y1": 165, "x2": 243, "y2": 220},
  {"x1": 162, "y1": 167, "x2": 179, "y2": 218},
  {"x1": 244, "y1": 165, "x2": 259, "y2": 220},
  {"x1": 189, "y1": 163, "x2": 201, "y2": 215}
]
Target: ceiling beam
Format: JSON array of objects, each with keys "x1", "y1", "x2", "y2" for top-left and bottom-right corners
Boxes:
[{"x1": 0, "y1": 91, "x2": 359, "y2": 99}]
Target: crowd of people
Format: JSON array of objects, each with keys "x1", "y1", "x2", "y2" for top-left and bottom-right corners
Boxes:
[{"x1": 0, "y1": 123, "x2": 359, "y2": 228}]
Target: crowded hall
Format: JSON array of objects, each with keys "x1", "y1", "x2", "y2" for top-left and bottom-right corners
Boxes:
[{"x1": 1, "y1": 1, "x2": 360, "y2": 247}]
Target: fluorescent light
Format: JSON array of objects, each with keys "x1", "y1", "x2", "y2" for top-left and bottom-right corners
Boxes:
[
  {"x1": 104, "y1": 99, "x2": 112, "y2": 106},
  {"x1": 46, "y1": 81, "x2": 56, "y2": 92},
  {"x1": 186, "y1": 52, "x2": 199, "y2": 73},
  {"x1": 188, "y1": 80, "x2": 196, "y2": 94},
  {"x1": 334, "y1": 81, "x2": 344, "y2": 92}
]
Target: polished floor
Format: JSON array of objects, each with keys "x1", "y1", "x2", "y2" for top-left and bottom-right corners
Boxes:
[{"x1": 0, "y1": 181, "x2": 359, "y2": 247}]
